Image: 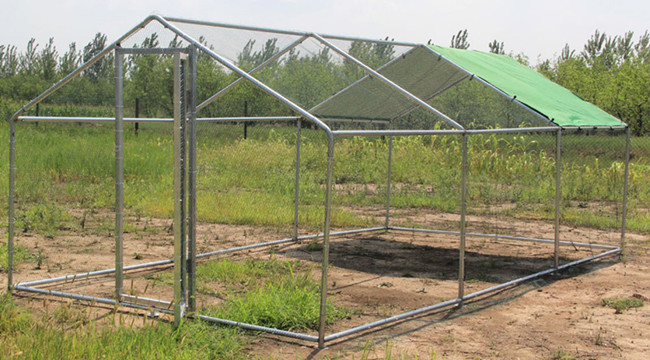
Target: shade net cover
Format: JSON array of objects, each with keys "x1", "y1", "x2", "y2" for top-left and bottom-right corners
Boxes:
[{"x1": 429, "y1": 45, "x2": 625, "y2": 128}]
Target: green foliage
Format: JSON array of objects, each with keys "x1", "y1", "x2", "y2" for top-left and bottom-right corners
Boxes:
[
  {"x1": 2, "y1": 28, "x2": 648, "y2": 135},
  {"x1": 539, "y1": 30, "x2": 650, "y2": 135},
  {"x1": 451, "y1": 29, "x2": 470, "y2": 49},
  {"x1": 15, "y1": 203, "x2": 73, "y2": 236},
  {"x1": 0, "y1": 243, "x2": 31, "y2": 271},
  {"x1": 601, "y1": 297, "x2": 644, "y2": 313},
  {"x1": 0, "y1": 295, "x2": 247, "y2": 359},
  {"x1": 1, "y1": 122, "x2": 648, "y2": 234},
  {"x1": 202, "y1": 259, "x2": 351, "y2": 330}
]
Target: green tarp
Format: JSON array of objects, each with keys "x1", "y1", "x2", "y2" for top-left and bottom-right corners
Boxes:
[{"x1": 429, "y1": 45, "x2": 626, "y2": 127}]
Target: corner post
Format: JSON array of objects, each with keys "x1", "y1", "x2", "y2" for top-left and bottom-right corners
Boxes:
[
  {"x1": 620, "y1": 127, "x2": 631, "y2": 257},
  {"x1": 187, "y1": 46, "x2": 198, "y2": 312},
  {"x1": 7, "y1": 114, "x2": 16, "y2": 292},
  {"x1": 554, "y1": 128, "x2": 562, "y2": 269},
  {"x1": 114, "y1": 49, "x2": 124, "y2": 301},
  {"x1": 385, "y1": 122, "x2": 394, "y2": 229},
  {"x1": 458, "y1": 133, "x2": 468, "y2": 302},
  {"x1": 293, "y1": 119, "x2": 302, "y2": 240},
  {"x1": 173, "y1": 52, "x2": 187, "y2": 326},
  {"x1": 318, "y1": 134, "x2": 335, "y2": 348}
]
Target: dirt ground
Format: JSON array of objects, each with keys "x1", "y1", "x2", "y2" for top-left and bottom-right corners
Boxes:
[{"x1": 2, "y1": 208, "x2": 649, "y2": 359}]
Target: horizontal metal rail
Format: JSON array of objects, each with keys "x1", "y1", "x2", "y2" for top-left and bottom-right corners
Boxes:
[
  {"x1": 17, "y1": 116, "x2": 301, "y2": 124},
  {"x1": 323, "y1": 118, "x2": 392, "y2": 124},
  {"x1": 14, "y1": 284, "x2": 175, "y2": 313},
  {"x1": 116, "y1": 47, "x2": 190, "y2": 55},
  {"x1": 163, "y1": 16, "x2": 420, "y2": 47},
  {"x1": 561, "y1": 126, "x2": 628, "y2": 131},
  {"x1": 462, "y1": 247, "x2": 621, "y2": 301},
  {"x1": 198, "y1": 314, "x2": 319, "y2": 342},
  {"x1": 196, "y1": 116, "x2": 300, "y2": 123},
  {"x1": 197, "y1": 227, "x2": 386, "y2": 259},
  {"x1": 120, "y1": 294, "x2": 172, "y2": 308},
  {"x1": 468, "y1": 127, "x2": 559, "y2": 134},
  {"x1": 390, "y1": 226, "x2": 618, "y2": 250},
  {"x1": 334, "y1": 129, "x2": 465, "y2": 137},
  {"x1": 325, "y1": 297, "x2": 463, "y2": 342},
  {"x1": 325, "y1": 247, "x2": 620, "y2": 342},
  {"x1": 16, "y1": 227, "x2": 387, "y2": 288},
  {"x1": 17, "y1": 258, "x2": 174, "y2": 287},
  {"x1": 333, "y1": 127, "x2": 560, "y2": 137},
  {"x1": 18, "y1": 116, "x2": 172, "y2": 123}
]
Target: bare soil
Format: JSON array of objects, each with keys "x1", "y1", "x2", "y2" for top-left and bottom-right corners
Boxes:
[{"x1": 2, "y1": 208, "x2": 649, "y2": 359}]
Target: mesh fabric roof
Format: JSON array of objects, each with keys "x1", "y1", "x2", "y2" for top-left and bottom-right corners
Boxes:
[
  {"x1": 428, "y1": 45, "x2": 625, "y2": 127},
  {"x1": 313, "y1": 43, "x2": 625, "y2": 129}
]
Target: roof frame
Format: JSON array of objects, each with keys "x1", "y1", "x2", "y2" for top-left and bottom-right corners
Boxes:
[{"x1": 11, "y1": 15, "x2": 578, "y2": 132}]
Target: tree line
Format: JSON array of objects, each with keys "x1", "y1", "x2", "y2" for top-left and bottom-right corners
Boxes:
[{"x1": 0, "y1": 29, "x2": 648, "y2": 135}]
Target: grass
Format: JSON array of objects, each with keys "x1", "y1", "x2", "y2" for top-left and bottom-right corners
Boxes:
[
  {"x1": 153, "y1": 257, "x2": 352, "y2": 331},
  {"x1": 0, "y1": 243, "x2": 31, "y2": 271},
  {"x1": 552, "y1": 348, "x2": 576, "y2": 360},
  {"x1": 601, "y1": 297, "x2": 644, "y2": 314},
  {"x1": 0, "y1": 295, "x2": 248, "y2": 359},
  {"x1": 0, "y1": 122, "x2": 647, "y2": 236}
]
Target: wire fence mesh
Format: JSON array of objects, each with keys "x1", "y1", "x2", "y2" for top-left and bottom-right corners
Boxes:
[{"x1": 3, "y1": 19, "x2": 649, "y2": 343}]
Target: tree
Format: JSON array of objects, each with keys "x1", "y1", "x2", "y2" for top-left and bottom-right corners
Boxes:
[
  {"x1": 37, "y1": 38, "x2": 58, "y2": 82},
  {"x1": 451, "y1": 29, "x2": 470, "y2": 49},
  {"x1": 82, "y1": 33, "x2": 111, "y2": 81},
  {"x1": 0, "y1": 44, "x2": 19, "y2": 77},
  {"x1": 19, "y1": 38, "x2": 39, "y2": 76},
  {"x1": 237, "y1": 38, "x2": 279, "y2": 71},
  {"x1": 634, "y1": 31, "x2": 649, "y2": 63},
  {"x1": 59, "y1": 43, "x2": 80, "y2": 76},
  {"x1": 581, "y1": 30, "x2": 617, "y2": 69},
  {"x1": 488, "y1": 40, "x2": 504, "y2": 54},
  {"x1": 127, "y1": 33, "x2": 170, "y2": 117}
]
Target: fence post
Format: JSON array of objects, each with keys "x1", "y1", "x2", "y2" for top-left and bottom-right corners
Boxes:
[
  {"x1": 458, "y1": 133, "x2": 468, "y2": 303},
  {"x1": 293, "y1": 119, "x2": 301, "y2": 240},
  {"x1": 318, "y1": 136, "x2": 335, "y2": 348},
  {"x1": 173, "y1": 52, "x2": 187, "y2": 327},
  {"x1": 620, "y1": 127, "x2": 631, "y2": 258},
  {"x1": 187, "y1": 47, "x2": 198, "y2": 312},
  {"x1": 114, "y1": 50, "x2": 125, "y2": 301},
  {"x1": 134, "y1": 98, "x2": 140, "y2": 135},
  {"x1": 7, "y1": 114, "x2": 16, "y2": 292},
  {"x1": 554, "y1": 129, "x2": 562, "y2": 269}
]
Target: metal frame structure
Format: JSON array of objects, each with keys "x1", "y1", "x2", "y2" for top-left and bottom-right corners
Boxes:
[{"x1": 6, "y1": 16, "x2": 631, "y2": 349}]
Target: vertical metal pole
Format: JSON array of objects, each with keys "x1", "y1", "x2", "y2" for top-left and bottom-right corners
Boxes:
[
  {"x1": 114, "y1": 50, "x2": 124, "y2": 301},
  {"x1": 554, "y1": 129, "x2": 562, "y2": 269},
  {"x1": 179, "y1": 56, "x2": 187, "y2": 303},
  {"x1": 385, "y1": 122, "x2": 394, "y2": 229},
  {"x1": 173, "y1": 52, "x2": 186, "y2": 326},
  {"x1": 293, "y1": 119, "x2": 301, "y2": 240},
  {"x1": 7, "y1": 115, "x2": 16, "y2": 291},
  {"x1": 458, "y1": 133, "x2": 468, "y2": 302},
  {"x1": 134, "y1": 98, "x2": 140, "y2": 135},
  {"x1": 318, "y1": 136, "x2": 335, "y2": 348},
  {"x1": 620, "y1": 127, "x2": 631, "y2": 257},
  {"x1": 187, "y1": 47, "x2": 198, "y2": 312}
]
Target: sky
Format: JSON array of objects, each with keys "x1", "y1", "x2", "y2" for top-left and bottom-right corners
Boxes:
[{"x1": 1, "y1": 0, "x2": 649, "y2": 65}]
